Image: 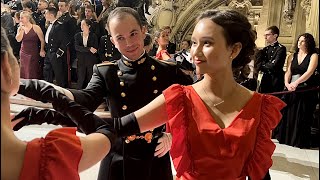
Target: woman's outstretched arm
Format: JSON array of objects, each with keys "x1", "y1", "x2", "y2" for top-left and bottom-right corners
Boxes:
[{"x1": 134, "y1": 94, "x2": 168, "y2": 133}]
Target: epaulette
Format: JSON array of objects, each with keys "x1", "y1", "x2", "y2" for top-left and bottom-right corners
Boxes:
[
  {"x1": 278, "y1": 44, "x2": 282, "y2": 47},
  {"x1": 57, "y1": 21, "x2": 63, "y2": 24},
  {"x1": 97, "y1": 61, "x2": 117, "y2": 67}
]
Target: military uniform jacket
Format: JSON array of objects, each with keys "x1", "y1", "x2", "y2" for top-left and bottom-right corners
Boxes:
[
  {"x1": 258, "y1": 41, "x2": 286, "y2": 74},
  {"x1": 32, "y1": 11, "x2": 46, "y2": 34},
  {"x1": 98, "y1": 34, "x2": 121, "y2": 62},
  {"x1": 46, "y1": 21, "x2": 69, "y2": 56},
  {"x1": 57, "y1": 12, "x2": 77, "y2": 43},
  {"x1": 69, "y1": 53, "x2": 193, "y2": 180},
  {"x1": 257, "y1": 41, "x2": 287, "y2": 93}
]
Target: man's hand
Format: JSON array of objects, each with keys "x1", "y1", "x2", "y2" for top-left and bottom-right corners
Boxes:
[{"x1": 154, "y1": 133, "x2": 172, "y2": 158}]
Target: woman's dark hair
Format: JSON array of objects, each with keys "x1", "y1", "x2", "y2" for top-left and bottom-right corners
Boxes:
[
  {"x1": 106, "y1": 7, "x2": 143, "y2": 34},
  {"x1": 144, "y1": 33, "x2": 152, "y2": 46},
  {"x1": 196, "y1": 9, "x2": 256, "y2": 69},
  {"x1": 294, "y1": 33, "x2": 317, "y2": 54},
  {"x1": 48, "y1": 0, "x2": 59, "y2": 10},
  {"x1": 22, "y1": 1, "x2": 36, "y2": 12}
]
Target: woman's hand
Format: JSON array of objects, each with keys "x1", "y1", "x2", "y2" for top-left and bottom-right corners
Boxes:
[
  {"x1": 287, "y1": 82, "x2": 298, "y2": 91},
  {"x1": 40, "y1": 50, "x2": 46, "y2": 57},
  {"x1": 90, "y1": 47, "x2": 97, "y2": 54}
]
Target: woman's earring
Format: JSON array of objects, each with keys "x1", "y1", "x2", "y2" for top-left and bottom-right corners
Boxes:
[{"x1": 230, "y1": 56, "x2": 233, "y2": 59}]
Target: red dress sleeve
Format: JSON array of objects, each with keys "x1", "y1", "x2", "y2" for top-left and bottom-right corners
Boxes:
[
  {"x1": 245, "y1": 95, "x2": 286, "y2": 180},
  {"x1": 156, "y1": 49, "x2": 170, "y2": 60},
  {"x1": 163, "y1": 84, "x2": 192, "y2": 177},
  {"x1": 20, "y1": 127, "x2": 83, "y2": 180}
]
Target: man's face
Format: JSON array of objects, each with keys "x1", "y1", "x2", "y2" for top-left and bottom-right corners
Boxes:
[
  {"x1": 109, "y1": 15, "x2": 146, "y2": 60},
  {"x1": 58, "y1": 2, "x2": 68, "y2": 13},
  {"x1": 38, "y1": 1, "x2": 48, "y2": 11},
  {"x1": 85, "y1": 8, "x2": 93, "y2": 19},
  {"x1": 44, "y1": 10, "x2": 53, "y2": 21},
  {"x1": 264, "y1": 30, "x2": 277, "y2": 44},
  {"x1": 180, "y1": 41, "x2": 190, "y2": 50}
]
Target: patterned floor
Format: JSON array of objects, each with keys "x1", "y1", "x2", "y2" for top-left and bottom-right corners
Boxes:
[{"x1": 14, "y1": 124, "x2": 319, "y2": 180}]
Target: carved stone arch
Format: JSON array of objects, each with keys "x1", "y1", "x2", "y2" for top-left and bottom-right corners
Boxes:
[{"x1": 170, "y1": 0, "x2": 226, "y2": 43}]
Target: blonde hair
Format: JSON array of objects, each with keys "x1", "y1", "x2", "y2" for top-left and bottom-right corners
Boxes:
[{"x1": 20, "y1": 11, "x2": 36, "y2": 24}]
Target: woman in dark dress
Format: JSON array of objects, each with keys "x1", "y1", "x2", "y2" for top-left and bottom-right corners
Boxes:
[
  {"x1": 74, "y1": 19, "x2": 99, "y2": 89},
  {"x1": 15, "y1": 11, "x2": 46, "y2": 79},
  {"x1": 277, "y1": 33, "x2": 319, "y2": 148}
]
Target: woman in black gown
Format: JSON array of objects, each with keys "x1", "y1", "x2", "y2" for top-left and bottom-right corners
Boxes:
[{"x1": 277, "y1": 33, "x2": 319, "y2": 148}]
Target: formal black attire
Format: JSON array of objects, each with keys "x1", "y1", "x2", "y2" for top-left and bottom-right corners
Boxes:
[
  {"x1": 99, "y1": 34, "x2": 121, "y2": 62},
  {"x1": 1, "y1": 11, "x2": 20, "y2": 59},
  {"x1": 74, "y1": 32, "x2": 99, "y2": 89},
  {"x1": 277, "y1": 53, "x2": 318, "y2": 148},
  {"x1": 58, "y1": 12, "x2": 78, "y2": 83},
  {"x1": 32, "y1": 10, "x2": 46, "y2": 34},
  {"x1": 167, "y1": 41, "x2": 176, "y2": 54},
  {"x1": 44, "y1": 21, "x2": 69, "y2": 88},
  {"x1": 68, "y1": 52, "x2": 193, "y2": 180},
  {"x1": 257, "y1": 41, "x2": 286, "y2": 94}
]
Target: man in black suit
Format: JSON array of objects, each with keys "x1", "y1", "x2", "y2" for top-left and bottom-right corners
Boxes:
[
  {"x1": 58, "y1": 0, "x2": 78, "y2": 84},
  {"x1": 44, "y1": 7, "x2": 69, "y2": 87},
  {"x1": 257, "y1": 25, "x2": 287, "y2": 94},
  {"x1": 18, "y1": 7, "x2": 193, "y2": 180},
  {"x1": 33, "y1": 0, "x2": 48, "y2": 34}
]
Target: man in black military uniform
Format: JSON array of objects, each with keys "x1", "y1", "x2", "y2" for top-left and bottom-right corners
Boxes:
[
  {"x1": 257, "y1": 26, "x2": 286, "y2": 94},
  {"x1": 57, "y1": 0, "x2": 78, "y2": 84},
  {"x1": 18, "y1": 7, "x2": 193, "y2": 180},
  {"x1": 33, "y1": 0, "x2": 48, "y2": 34},
  {"x1": 44, "y1": 7, "x2": 69, "y2": 87},
  {"x1": 99, "y1": 22, "x2": 121, "y2": 62}
]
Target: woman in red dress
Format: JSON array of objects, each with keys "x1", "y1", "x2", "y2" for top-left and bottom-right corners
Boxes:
[
  {"x1": 154, "y1": 28, "x2": 171, "y2": 60},
  {"x1": 124, "y1": 9, "x2": 286, "y2": 180},
  {"x1": 1, "y1": 27, "x2": 114, "y2": 180}
]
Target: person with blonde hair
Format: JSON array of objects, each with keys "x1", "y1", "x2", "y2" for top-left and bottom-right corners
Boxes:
[{"x1": 16, "y1": 10, "x2": 46, "y2": 79}]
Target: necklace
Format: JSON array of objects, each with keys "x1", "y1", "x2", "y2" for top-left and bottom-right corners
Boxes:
[{"x1": 202, "y1": 83, "x2": 237, "y2": 107}]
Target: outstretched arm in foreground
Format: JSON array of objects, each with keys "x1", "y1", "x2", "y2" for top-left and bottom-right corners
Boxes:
[{"x1": 134, "y1": 94, "x2": 168, "y2": 133}]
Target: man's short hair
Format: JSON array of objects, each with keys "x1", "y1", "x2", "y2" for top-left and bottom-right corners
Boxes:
[
  {"x1": 266, "y1": 26, "x2": 280, "y2": 36},
  {"x1": 46, "y1": 6, "x2": 58, "y2": 17}
]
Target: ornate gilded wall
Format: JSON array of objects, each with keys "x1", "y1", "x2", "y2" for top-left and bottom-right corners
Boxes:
[{"x1": 147, "y1": 0, "x2": 319, "y2": 51}]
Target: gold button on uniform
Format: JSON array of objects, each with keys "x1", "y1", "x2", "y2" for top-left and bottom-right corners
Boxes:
[
  {"x1": 121, "y1": 92, "x2": 126, "y2": 97},
  {"x1": 152, "y1": 76, "x2": 157, "y2": 81},
  {"x1": 153, "y1": 90, "x2": 158, "y2": 94},
  {"x1": 117, "y1": 71, "x2": 123, "y2": 76},
  {"x1": 120, "y1": 82, "x2": 125, "y2": 86},
  {"x1": 151, "y1": 65, "x2": 155, "y2": 70},
  {"x1": 122, "y1": 105, "x2": 127, "y2": 110}
]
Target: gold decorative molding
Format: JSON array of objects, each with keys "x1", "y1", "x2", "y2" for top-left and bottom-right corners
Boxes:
[
  {"x1": 300, "y1": 0, "x2": 311, "y2": 19},
  {"x1": 283, "y1": 0, "x2": 297, "y2": 25},
  {"x1": 228, "y1": 0, "x2": 252, "y2": 15}
]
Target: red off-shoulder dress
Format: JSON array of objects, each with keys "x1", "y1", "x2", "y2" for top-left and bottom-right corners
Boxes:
[
  {"x1": 19, "y1": 127, "x2": 83, "y2": 180},
  {"x1": 163, "y1": 84, "x2": 286, "y2": 180},
  {"x1": 156, "y1": 49, "x2": 170, "y2": 60}
]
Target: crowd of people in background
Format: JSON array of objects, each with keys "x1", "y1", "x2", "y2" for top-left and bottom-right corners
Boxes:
[{"x1": 1, "y1": 0, "x2": 320, "y2": 179}]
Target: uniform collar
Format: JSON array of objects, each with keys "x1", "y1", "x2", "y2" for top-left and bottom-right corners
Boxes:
[
  {"x1": 270, "y1": 41, "x2": 278, "y2": 46},
  {"x1": 121, "y1": 51, "x2": 147, "y2": 68}
]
